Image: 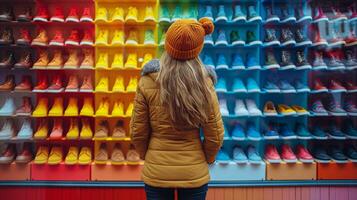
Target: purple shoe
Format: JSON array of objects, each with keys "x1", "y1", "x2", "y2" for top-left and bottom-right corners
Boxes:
[
  {"x1": 328, "y1": 99, "x2": 347, "y2": 116},
  {"x1": 311, "y1": 100, "x2": 328, "y2": 116},
  {"x1": 345, "y1": 100, "x2": 357, "y2": 116}
]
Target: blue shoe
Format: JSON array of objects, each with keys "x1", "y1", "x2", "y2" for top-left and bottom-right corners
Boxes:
[
  {"x1": 263, "y1": 81, "x2": 280, "y2": 93},
  {"x1": 159, "y1": 6, "x2": 171, "y2": 23},
  {"x1": 223, "y1": 124, "x2": 230, "y2": 139},
  {"x1": 343, "y1": 119, "x2": 357, "y2": 139},
  {"x1": 231, "y1": 54, "x2": 245, "y2": 69},
  {"x1": 216, "y1": 149, "x2": 230, "y2": 163},
  {"x1": 215, "y1": 5, "x2": 228, "y2": 22},
  {"x1": 0, "y1": 119, "x2": 15, "y2": 139},
  {"x1": 313, "y1": 147, "x2": 331, "y2": 163},
  {"x1": 246, "y1": 55, "x2": 260, "y2": 70},
  {"x1": 232, "y1": 78, "x2": 246, "y2": 92},
  {"x1": 17, "y1": 119, "x2": 33, "y2": 139},
  {"x1": 171, "y1": 5, "x2": 182, "y2": 22},
  {"x1": 216, "y1": 54, "x2": 228, "y2": 69},
  {"x1": 219, "y1": 99, "x2": 229, "y2": 116},
  {"x1": 279, "y1": 123, "x2": 296, "y2": 139},
  {"x1": 233, "y1": 146, "x2": 248, "y2": 163},
  {"x1": 294, "y1": 79, "x2": 310, "y2": 92},
  {"x1": 312, "y1": 126, "x2": 328, "y2": 139},
  {"x1": 247, "y1": 121, "x2": 261, "y2": 140},
  {"x1": 328, "y1": 124, "x2": 346, "y2": 140},
  {"x1": 203, "y1": 5, "x2": 214, "y2": 21},
  {"x1": 215, "y1": 30, "x2": 228, "y2": 46},
  {"x1": 204, "y1": 34, "x2": 214, "y2": 45},
  {"x1": 329, "y1": 146, "x2": 348, "y2": 163},
  {"x1": 247, "y1": 145, "x2": 263, "y2": 164},
  {"x1": 0, "y1": 98, "x2": 15, "y2": 116},
  {"x1": 295, "y1": 123, "x2": 312, "y2": 139},
  {"x1": 215, "y1": 78, "x2": 227, "y2": 92},
  {"x1": 232, "y1": 5, "x2": 246, "y2": 22},
  {"x1": 203, "y1": 54, "x2": 215, "y2": 68},
  {"x1": 247, "y1": 78, "x2": 260, "y2": 93},
  {"x1": 279, "y1": 80, "x2": 296, "y2": 93},
  {"x1": 247, "y1": 5, "x2": 262, "y2": 22},
  {"x1": 264, "y1": 122, "x2": 279, "y2": 139},
  {"x1": 232, "y1": 123, "x2": 245, "y2": 140}
]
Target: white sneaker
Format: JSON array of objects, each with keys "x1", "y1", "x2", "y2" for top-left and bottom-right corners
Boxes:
[
  {"x1": 246, "y1": 99, "x2": 262, "y2": 116},
  {"x1": 234, "y1": 99, "x2": 249, "y2": 116},
  {"x1": 0, "y1": 119, "x2": 15, "y2": 139},
  {"x1": 219, "y1": 99, "x2": 229, "y2": 116}
]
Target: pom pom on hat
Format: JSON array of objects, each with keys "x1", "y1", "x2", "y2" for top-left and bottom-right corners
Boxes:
[{"x1": 199, "y1": 18, "x2": 214, "y2": 35}]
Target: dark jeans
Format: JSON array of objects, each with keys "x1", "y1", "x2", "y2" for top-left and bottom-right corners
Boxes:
[{"x1": 145, "y1": 184, "x2": 208, "y2": 200}]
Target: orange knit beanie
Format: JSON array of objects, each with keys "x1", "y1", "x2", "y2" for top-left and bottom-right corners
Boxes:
[{"x1": 164, "y1": 18, "x2": 214, "y2": 60}]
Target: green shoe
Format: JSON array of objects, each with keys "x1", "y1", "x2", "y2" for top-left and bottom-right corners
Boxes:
[
  {"x1": 185, "y1": 6, "x2": 197, "y2": 20},
  {"x1": 144, "y1": 30, "x2": 155, "y2": 45},
  {"x1": 230, "y1": 31, "x2": 244, "y2": 46},
  {"x1": 246, "y1": 31, "x2": 262, "y2": 46},
  {"x1": 159, "y1": 6, "x2": 171, "y2": 23},
  {"x1": 159, "y1": 31, "x2": 166, "y2": 46},
  {"x1": 172, "y1": 5, "x2": 182, "y2": 21}
]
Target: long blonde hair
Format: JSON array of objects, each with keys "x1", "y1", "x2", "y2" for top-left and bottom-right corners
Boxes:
[{"x1": 157, "y1": 52, "x2": 212, "y2": 128}]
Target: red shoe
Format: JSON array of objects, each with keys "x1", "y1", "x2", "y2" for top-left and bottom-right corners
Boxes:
[
  {"x1": 313, "y1": 79, "x2": 328, "y2": 92},
  {"x1": 16, "y1": 29, "x2": 32, "y2": 45},
  {"x1": 0, "y1": 144, "x2": 15, "y2": 164},
  {"x1": 345, "y1": 32, "x2": 357, "y2": 47},
  {"x1": 281, "y1": 144, "x2": 297, "y2": 163},
  {"x1": 49, "y1": 31, "x2": 64, "y2": 46},
  {"x1": 313, "y1": 7, "x2": 328, "y2": 22},
  {"x1": 80, "y1": 7, "x2": 93, "y2": 22},
  {"x1": 66, "y1": 8, "x2": 79, "y2": 22},
  {"x1": 296, "y1": 145, "x2": 313, "y2": 162},
  {"x1": 65, "y1": 30, "x2": 79, "y2": 46},
  {"x1": 50, "y1": 7, "x2": 64, "y2": 22},
  {"x1": 15, "y1": 143, "x2": 32, "y2": 163},
  {"x1": 33, "y1": 76, "x2": 48, "y2": 92},
  {"x1": 329, "y1": 80, "x2": 346, "y2": 92},
  {"x1": 47, "y1": 75, "x2": 63, "y2": 92},
  {"x1": 65, "y1": 75, "x2": 79, "y2": 92},
  {"x1": 80, "y1": 30, "x2": 93, "y2": 46},
  {"x1": 50, "y1": 119, "x2": 63, "y2": 139},
  {"x1": 15, "y1": 76, "x2": 32, "y2": 91},
  {"x1": 33, "y1": 6, "x2": 48, "y2": 22},
  {"x1": 265, "y1": 144, "x2": 281, "y2": 163},
  {"x1": 15, "y1": 97, "x2": 32, "y2": 116},
  {"x1": 345, "y1": 81, "x2": 357, "y2": 92}
]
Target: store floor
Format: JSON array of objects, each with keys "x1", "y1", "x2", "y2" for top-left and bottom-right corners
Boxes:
[{"x1": 0, "y1": 186, "x2": 356, "y2": 200}]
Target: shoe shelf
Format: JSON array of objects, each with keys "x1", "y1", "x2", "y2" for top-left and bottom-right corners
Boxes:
[
  {"x1": 266, "y1": 162, "x2": 317, "y2": 180},
  {"x1": 0, "y1": 162, "x2": 31, "y2": 181},
  {"x1": 91, "y1": 162, "x2": 143, "y2": 181},
  {"x1": 317, "y1": 162, "x2": 357, "y2": 180},
  {"x1": 31, "y1": 162, "x2": 91, "y2": 181},
  {"x1": 93, "y1": 137, "x2": 131, "y2": 141},
  {"x1": 210, "y1": 162, "x2": 266, "y2": 181}
]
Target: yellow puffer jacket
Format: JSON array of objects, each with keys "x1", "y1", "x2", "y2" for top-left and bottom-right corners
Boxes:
[{"x1": 130, "y1": 59, "x2": 224, "y2": 188}]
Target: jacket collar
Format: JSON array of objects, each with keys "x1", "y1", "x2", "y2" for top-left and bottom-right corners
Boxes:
[{"x1": 141, "y1": 59, "x2": 217, "y2": 84}]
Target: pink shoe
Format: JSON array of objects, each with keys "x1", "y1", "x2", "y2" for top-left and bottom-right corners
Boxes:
[
  {"x1": 65, "y1": 75, "x2": 79, "y2": 92},
  {"x1": 265, "y1": 144, "x2": 281, "y2": 163},
  {"x1": 49, "y1": 119, "x2": 63, "y2": 139},
  {"x1": 281, "y1": 144, "x2": 297, "y2": 163},
  {"x1": 296, "y1": 145, "x2": 313, "y2": 163}
]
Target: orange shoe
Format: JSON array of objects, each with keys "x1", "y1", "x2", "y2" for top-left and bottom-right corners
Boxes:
[
  {"x1": 63, "y1": 49, "x2": 79, "y2": 69},
  {"x1": 263, "y1": 101, "x2": 277, "y2": 116},
  {"x1": 31, "y1": 28, "x2": 48, "y2": 46},
  {"x1": 33, "y1": 50, "x2": 49, "y2": 69},
  {"x1": 278, "y1": 104, "x2": 296, "y2": 116},
  {"x1": 47, "y1": 50, "x2": 63, "y2": 69},
  {"x1": 80, "y1": 49, "x2": 94, "y2": 69},
  {"x1": 291, "y1": 105, "x2": 309, "y2": 115}
]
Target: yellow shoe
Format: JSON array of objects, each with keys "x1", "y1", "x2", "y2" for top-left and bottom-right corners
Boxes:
[
  {"x1": 125, "y1": 31, "x2": 138, "y2": 45},
  {"x1": 124, "y1": 53, "x2": 137, "y2": 69},
  {"x1": 111, "y1": 7, "x2": 124, "y2": 22},
  {"x1": 144, "y1": 6, "x2": 156, "y2": 22},
  {"x1": 95, "y1": 53, "x2": 108, "y2": 69},
  {"x1": 80, "y1": 118, "x2": 93, "y2": 139},
  {"x1": 125, "y1": 7, "x2": 138, "y2": 22},
  {"x1": 111, "y1": 53, "x2": 124, "y2": 69},
  {"x1": 111, "y1": 101, "x2": 124, "y2": 117},
  {"x1": 47, "y1": 49, "x2": 63, "y2": 69},
  {"x1": 34, "y1": 146, "x2": 49, "y2": 164},
  {"x1": 80, "y1": 97, "x2": 94, "y2": 116},
  {"x1": 33, "y1": 98, "x2": 48, "y2": 117},
  {"x1": 111, "y1": 30, "x2": 124, "y2": 46},
  {"x1": 278, "y1": 104, "x2": 296, "y2": 116},
  {"x1": 96, "y1": 98, "x2": 109, "y2": 116},
  {"x1": 95, "y1": 30, "x2": 108, "y2": 45},
  {"x1": 64, "y1": 97, "x2": 78, "y2": 116},
  {"x1": 34, "y1": 120, "x2": 48, "y2": 139},
  {"x1": 126, "y1": 77, "x2": 138, "y2": 92},
  {"x1": 48, "y1": 97, "x2": 63, "y2": 116},
  {"x1": 47, "y1": 146, "x2": 62, "y2": 165},
  {"x1": 65, "y1": 146, "x2": 78, "y2": 165},
  {"x1": 66, "y1": 119, "x2": 79, "y2": 139},
  {"x1": 78, "y1": 147, "x2": 92, "y2": 165},
  {"x1": 291, "y1": 105, "x2": 309, "y2": 115},
  {"x1": 95, "y1": 77, "x2": 109, "y2": 92},
  {"x1": 112, "y1": 76, "x2": 125, "y2": 92},
  {"x1": 142, "y1": 53, "x2": 153, "y2": 67},
  {"x1": 95, "y1": 7, "x2": 108, "y2": 22},
  {"x1": 125, "y1": 102, "x2": 134, "y2": 117}
]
